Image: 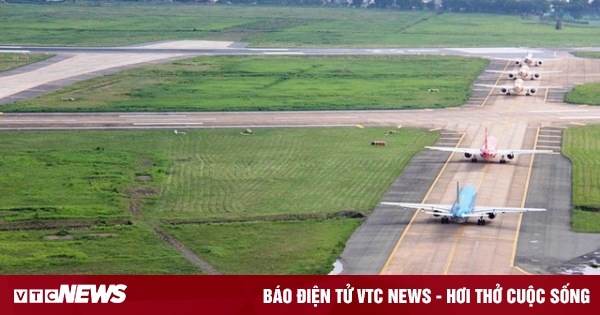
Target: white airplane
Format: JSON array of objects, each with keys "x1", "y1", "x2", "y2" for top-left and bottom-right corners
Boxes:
[
  {"x1": 497, "y1": 50, "x2": 555, "y2": 67},
  {"x1": 425, "y1": 127, "x2": 553, "y2": 163},
  {"x1": 381, "y1": 182, "x2": 546, "y2": 225},
  {"x1": 516, "y1": 51, "x2": 544, "y2": 67},
  {"x1": 474, "y1": 78, "x2": 563, "y2": 96},
  {"x1": 486, "y1": 64, "x2": 559, "y2": 81}
]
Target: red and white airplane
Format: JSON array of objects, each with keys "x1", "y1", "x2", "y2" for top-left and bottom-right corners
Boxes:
[
  {"x1": 475, "y1": 78, "x2": 563, "y2": 96},
  {"x1": 425, "y1": 128, "x2": 553, "y2": 164}
]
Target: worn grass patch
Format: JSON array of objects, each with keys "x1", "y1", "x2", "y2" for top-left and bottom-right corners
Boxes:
[
  {"x1": 0, "y1": 53, "x2": 52, "y2": 73},
  {"x1": 4, "y1": 55, "x2": 488, "y2": 112},
  {"x1": 162, "y1": 219, "x2": 362, "y2": 274}
]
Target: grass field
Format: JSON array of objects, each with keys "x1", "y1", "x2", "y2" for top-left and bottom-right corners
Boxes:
[
  {"x1": 564, "y1": 82, "x2": 600, "y2": 105},
  {"x1": 0, "y1": 53, "x2": 52, "y2": 72},
  {"x1": 0, "y1": 224, "x2": 201, "y2": 274},
  {"x1": 571, "y1": 52, "x2": 600, "y2": 59},
  {"x1": 562, "y1": 126, "x2": 600, "y2": 232},
  {"x1": 0, "y1": 128, "x2": 437, "y2": 273},
  {"x1": 163, "y1": 219, "x2": 362, "y2": 274},
  {"x1": 563, "y1": 53, "x2": 600, "y2": 105},
  {"x1": 3, "y1": 55, "x2": 488, "y2": 112},
  {"x1": 1, "y1": 4, "x2": 599, "y2": 47}
]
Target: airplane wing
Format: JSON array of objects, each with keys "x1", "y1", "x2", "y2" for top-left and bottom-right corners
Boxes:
[
  {"x1": 474, "y1": 84, "x2": 564, "y2": 89},
  {"x1": 474, "y1": 84, "x2": 515, "y2": 89},
  {"x1": 381, "y1": 202, "x2": 453, "y2": 215},
  {"x1": 485, "y1": 70, "x2": 513, "y2": 74},
  {"x1": 496, "y1": 149, "x2": 554, "y2": 156},
  {"x1": 425, "y1": 146, "x2": 480, "y2": 155},
  {"x1": 462, "y1": 206, "x2": 546, "y2": 217}
]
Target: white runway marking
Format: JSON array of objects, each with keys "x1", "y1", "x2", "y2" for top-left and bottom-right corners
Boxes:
[
  {"x1": 133, "y1": 122, "x2": 205, "y2": 125},
  {"x1": 529, "y1": 109, "x2": 588, "y2": 113},
  {"x1": 559, "y1": 116, "x2": 600, "y2": 120},
  {"x1": 263, "y1": 52, "x2": 304, "y2": 55}
]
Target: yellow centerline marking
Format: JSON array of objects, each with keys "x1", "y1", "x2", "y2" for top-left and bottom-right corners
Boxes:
[
  {"x1": 479, "y1": 61, "x2": 511, "y2": 107},
  {"x1": 379, "y1": 132, "x2": 466, "y2": 275}
]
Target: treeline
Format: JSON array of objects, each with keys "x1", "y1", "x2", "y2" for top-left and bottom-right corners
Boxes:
[{"x1": 5, "y1": 0, "x2": 600, "y2": 19}]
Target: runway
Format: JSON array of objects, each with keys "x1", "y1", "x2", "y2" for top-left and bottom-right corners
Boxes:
[{"x1": 2, "y1": 41, "x2": 600, "y2": 274}]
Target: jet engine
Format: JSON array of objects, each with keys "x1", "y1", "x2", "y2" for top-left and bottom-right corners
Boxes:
[
  {"x1": 526, "y1": 88, "x2": 536, "y2": 96},
  {"x1": 488, "y1": 213, "x2": 496, "y2": 219},
  {"x1": 508, "y1": 73, "x2": 515, "y2": 79},
  {"x1": 500, "y1": 88, "x2": 508, "y2": 94},
  {"x1": 515, "y1": 61, "x2": 521, "y2": 66},
  {"x1": 507, "y1": 153, "x2": 515, "y2": 160},
  {"x1": 464, "y1": 152, "x2": 472, "y2": 158},
  {"x1": 433, "y1": 210, "x2": 441, "y2": 217},
  {"x1": 533, "y1": 73, "x2": 540, "y2": 79},
  {"x1": 536, "y1": 61, "x2": 543, "y2": 66}
]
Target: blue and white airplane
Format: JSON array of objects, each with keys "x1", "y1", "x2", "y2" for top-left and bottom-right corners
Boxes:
[{"x1": 381, "y1": 183, "x2": 546, "y2": 225}]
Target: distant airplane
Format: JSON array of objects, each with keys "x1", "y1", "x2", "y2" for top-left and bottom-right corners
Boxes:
[
  {"x1": 486, "y1": 64, "x2": 559, "y2": 81},
  {"x1": 381, "y1": 182, "x2": 546, "y2": 225},
  {"x1": 516, "y1": 51, "x2": 544, "y2": 67},
  {"x1": 474, "y1": 78, "x2": 563, "y2": 96},
  {"x1": 497, "y1": 50, "x2": 556, "y2": 67},
  {"x1": 425, "y1": 127, "x2": 553, "y2": 163}
]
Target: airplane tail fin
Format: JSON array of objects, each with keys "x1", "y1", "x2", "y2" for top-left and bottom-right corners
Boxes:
[
  {"x1": 456, "y1": 181, "x2": 460, "y2": 206},
  {"x1": 484, "y1": 127, "x2": 489, "y2": 150}
]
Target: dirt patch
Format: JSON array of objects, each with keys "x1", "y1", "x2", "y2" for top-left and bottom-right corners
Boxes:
[
  {"x1": 128, "y1": 188, "x2": 156, "y2": 196},
  {"x1": 135, "y1": 174, "x2": 152, "y2": 181},
  {"x1": 84, "y1": 233, "x2": 119, "y2": 238},
  {"x1": 0, "y1": 219, "x2": 132, "y2": 231},
  {"x1": 162, "y1": 210, "x2": 366, "y2": 226},
  {"x1": 139, "y1": 157, "x2": 154, "y2": 168},
  {"x1": 44, "y1": 235, "x2": 73, "y2": 240},
  {"x1": 128, "y1": 201, "x2": 142, "y2": 216}
]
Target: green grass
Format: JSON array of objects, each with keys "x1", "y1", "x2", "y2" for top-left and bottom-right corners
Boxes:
[
  {"x1": 0, "y1": 131, "x2": 166, "y2": 221},
  {"x1": 571, "y1": 52, "x2": 600, "y2": 59},
  {"x1": 0, "y1": 225, "x2": 201, "y2": 274},
  {"x1": 571, "y1": 209, "x2": 600, "y2": 233},
  {"x1": 563, "y1": 53, "x2": 600, "y2": 105},
  {"x1": 163, "y1": 219, "x2": 362, "y2": 274},
  {"x1": 1, "y1": 4, "x2": 599, "y2": 47},
  {"x1": 564, "y1": 82, "x2": 600, "y2": 105},
  {"x1": 0, "y1": 128, "x2": 437, "y2": 273},
  {"x1": 3, "y1": 55, "x2": 488, "y2": 112},
  {"x1": 562, "y1": 126, "x2": 600, "y2": 232},
  {"x1": 0, "y1": 53, "x2": 52, "y2": 72}
]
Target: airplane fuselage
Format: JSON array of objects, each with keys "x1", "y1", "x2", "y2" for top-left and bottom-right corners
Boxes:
[
  {"x1": 449, "y1": 185, "x2": 477, "y2": 223},
  {"x1": 479, "y1": 136, "x2": 498, "y2": 160}
]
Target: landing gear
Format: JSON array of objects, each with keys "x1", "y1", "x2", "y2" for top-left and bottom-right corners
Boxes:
[
  {"x1": 499, "y1": 155, "x2": 506, "y2": 164},
  {"x1": 470, "y1": 157, "x2": 478, "y2": 163},
  {"x1": 441, "y1": 217, "x2": 450, "y2": 224},
  {"x1": 477, "y1": 218, "x2": 486, "y2": 226}
]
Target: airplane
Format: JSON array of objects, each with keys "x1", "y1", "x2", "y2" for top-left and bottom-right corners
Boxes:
[
  {"x1": 486, "y1": 64, "x2": 559, "y2": 81},
  {"x1": 381, "y1": 182, "x2": 546, "y2": 225},
  {"x1": 496, "y1": 49, "x2": 555, "y2": 67},
  {"x1": 516, "y1": 51, "x2": 543, "y2": 67},
  {"x1": 474, "y1": 78, "x2": 563, "y2": 96},
  {"x1": 425, "y1": 127, "x2": 553, "y2": 163}
]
